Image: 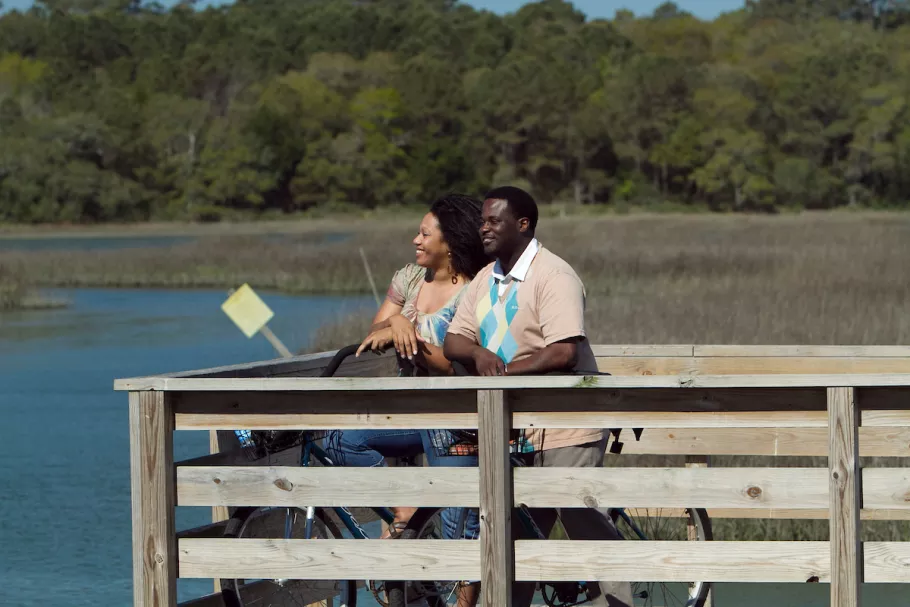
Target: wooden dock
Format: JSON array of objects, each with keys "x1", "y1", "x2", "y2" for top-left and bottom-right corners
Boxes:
[{"x1": 115, "y1": 345, "x2": 910, "y2": 607}]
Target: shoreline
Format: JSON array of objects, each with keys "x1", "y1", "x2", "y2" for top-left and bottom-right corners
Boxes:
[{"x1": 1, "y1": 208, "x2": 907, "y2": 240}]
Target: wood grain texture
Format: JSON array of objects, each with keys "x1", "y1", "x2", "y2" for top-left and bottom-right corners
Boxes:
[
  {"x1": 178, "y1": 539, "x2": 480, "y2": 580},
  {"x1": 129, "y1": 391, "x2": 177, "y2": 607},
  {"x1": 863, "y1": 542, "x2": 910, "y2": 583},
  {"x1": 207, "y1": 430, "x2": 230, "y2": 596},
  {"x1": 514, "y1": 540, "x2": 831, "y2": 582},
  {"x1": 707, "y1": 508, "x2": 910, "y2": 521},
  {"x1": 693, "y1": 345, "x2": 910, "y2": 358},
  {"x1": 114, "y1": 373, "x2": 910, "y2": 391},
  {"x1": 828, "y1": 387, "x2": 862, "y2": 607},
  {"x1": 177, "y1": 466, "x2": 478, "y2": 507},
  {"x1": 477, "y1": 389, "x2": 511, "y2": 607},
  {"x1": 596, "y1": 356, "x2": 910, "y2": 377},
  {"x1": 513, "y1": 467, "x2": 828, "y2": 509},
  {"x1": 602, "y1": 427, "x2": 910, "y2": 457}
]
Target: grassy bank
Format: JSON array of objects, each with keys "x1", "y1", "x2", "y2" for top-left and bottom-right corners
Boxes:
[
  {"x1": 298, "y1": 212, "x2": 910, "y2": 542},
  {"x1": 4, "y1": 213, "x2": 910, "y2": 540},
  {"x1": 0, "y1": 266, "x2": 68, "y2": 311}
]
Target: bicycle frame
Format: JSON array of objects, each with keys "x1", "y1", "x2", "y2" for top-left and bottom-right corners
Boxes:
[{"x1": 299, "y1": 434, "x2": 396, "y2": 540}]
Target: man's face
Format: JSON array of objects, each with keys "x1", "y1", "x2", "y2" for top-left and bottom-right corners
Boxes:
[{"x1": 481, "y1": 198, "x2": 526, "y2": 258}]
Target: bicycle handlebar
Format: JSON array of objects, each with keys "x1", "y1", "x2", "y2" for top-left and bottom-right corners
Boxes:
[{"x1": 319, "y1": 344, "x2": 362, "y2": 378}]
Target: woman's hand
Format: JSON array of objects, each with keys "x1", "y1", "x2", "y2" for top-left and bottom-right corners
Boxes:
[
  {"x1": 356, "y1": 327, "x2": 395, "y2": 356},
  {"x1": 388, "y1": 314, "x2": 419, "y2": 360}
]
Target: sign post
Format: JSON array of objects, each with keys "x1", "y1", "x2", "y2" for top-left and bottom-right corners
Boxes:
[{"x1": 221, "y1": 284, "x2": 292, "y2": 358}]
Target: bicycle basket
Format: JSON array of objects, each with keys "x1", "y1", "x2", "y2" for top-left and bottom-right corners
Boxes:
[
  {"x1": 427, "y1": 429, "x2": 533, "y2": 457},
  {"x1": 234, "y1": 430, "x2": 325, "y2": 461}
]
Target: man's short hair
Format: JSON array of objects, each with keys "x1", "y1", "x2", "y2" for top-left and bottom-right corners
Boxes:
[{"x1": 484, "y1": 186, "x2": 538, "y2": 232}]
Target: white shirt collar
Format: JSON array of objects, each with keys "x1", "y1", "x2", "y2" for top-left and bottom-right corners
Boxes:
[{"x1": 492, "y1": 238, "x2": 540, "y2": 283}]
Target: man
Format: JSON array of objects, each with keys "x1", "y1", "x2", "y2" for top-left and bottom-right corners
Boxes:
[{"x1": 444, "y1": 186, "x2": 633, "y2": 607}]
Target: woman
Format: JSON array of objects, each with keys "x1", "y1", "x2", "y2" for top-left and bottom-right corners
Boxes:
[{"x1": 325, "y1": 193, "x2": 487, "y2": 542}]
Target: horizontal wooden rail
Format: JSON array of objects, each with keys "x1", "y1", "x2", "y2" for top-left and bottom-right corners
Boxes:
[
  {"x1": 177, "y1": 467, "x2": 476, "y2": 507},
  {"x1": 179, "y1": 539, "x2": 480, "y2": 580},
  {"x1": 177, "y1": 538, "x2": 910, "y2": 584},
  {"x1": 626, "y1": 507, "x2": 910, "y2": 521},
  {"x1": 516, "y1": 540, "x2": 910, "y2": 583},
  {"x1": 124, "y1": 345, "x2": 910, "y2": 607},
  {"x1": 596, "y1": 356, "x2": 910, "y2": 377},
  {"x1": 115, "y1": 373, "x2": 910, "y2": 391},
  {"x1": 175, "y1": 466, "x2": 910, "y2": 513}
]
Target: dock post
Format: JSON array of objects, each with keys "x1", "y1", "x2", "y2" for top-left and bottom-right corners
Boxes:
[
  {"x1": 129, "y1": 391, "x2": 177, "y2": 607},
  {"x1": 827, "y1": 387, "x2": 862, "y2": 607},
  {"x1": 477, "y1": 389, "x2": 512, "y2": 607}
]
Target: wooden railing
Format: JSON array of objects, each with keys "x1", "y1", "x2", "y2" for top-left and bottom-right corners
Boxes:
[{"x1": 115, "y1": 345, "x2": 910, "y2": 607}]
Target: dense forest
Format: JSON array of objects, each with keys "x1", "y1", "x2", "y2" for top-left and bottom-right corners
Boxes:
[{"x1": 0, "y1": 0, "x2": 909, "y2": 222}]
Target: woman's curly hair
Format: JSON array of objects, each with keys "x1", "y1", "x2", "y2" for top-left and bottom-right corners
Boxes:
[{"x1": 429, "y1": 194, "x2": 489, "y2": 279}]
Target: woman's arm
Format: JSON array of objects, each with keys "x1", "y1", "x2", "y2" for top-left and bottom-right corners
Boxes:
[{"x1": 368, "y1": 298, "x2": 404, "y2": 333}]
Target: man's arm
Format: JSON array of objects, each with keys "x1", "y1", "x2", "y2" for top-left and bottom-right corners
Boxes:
[
  {"x1": 444, "y1": 333, "x2": 506, "y2": 376},
  {"x1": 503, "y1": 338, "x2": 579, "y2": 376}
]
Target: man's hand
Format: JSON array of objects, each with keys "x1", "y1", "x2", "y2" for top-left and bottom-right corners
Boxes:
[{"x1": 473, "y1": 347, "x2": 507, "y2": 376}]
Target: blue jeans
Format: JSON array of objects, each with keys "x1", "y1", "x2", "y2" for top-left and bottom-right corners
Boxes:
[{"x1": 324, "y1": 429, "x2": 480, "y2": 540}]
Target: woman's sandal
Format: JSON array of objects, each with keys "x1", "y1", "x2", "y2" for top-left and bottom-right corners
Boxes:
[{"x1": 380, "y1": 520, "x2": 410, "y2": 540}]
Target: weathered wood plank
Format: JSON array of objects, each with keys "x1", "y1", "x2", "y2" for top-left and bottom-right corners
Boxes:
[
  {"x1": 694, "y1": 345, "x2": 910, "y2": 358},
  {"x1": 176, "y1": 465, "x2": 910, "y2": 513},
  {"x1": 177, "y1": 466, "x2": 478, "y2": 507},
  {"x1": 514, "y1": 409, "x2": 829, "y2": 429},
  {"x1": 860, "y1": 468, "x2": 910, "y2": 510},
  {"x1": 514, "y1": 467, "x2": 828, "y2": 509},
  {"x1": 591, "y1": 345, "x2": 695, "y2": 357},
  {"x1": 608, "y1": 427, "x2": 910, "y2": 457},
  {"x1": 129, "y1": 391, "x2": 177, "y2": 607},
  {"x1": 710, "y1": 508, "x2": 910, "y2": 520},
  {"x1": 597, "y1": 356, "x2": 910, "y2": 377},
  {"x1": 178, "y1": 539, "x2": 480, "y2": 580},
  {"x1": 171, "y1": 390, "x2": 477, "y2": 430},
  {"x1": 477, "y1": 389, "x2": 511, "y2": 607},
  {"x1": 514, "y1": 540, "x2": 830, "y2": 582},
  {"x1": 863, "y1": 542, "x2": 910, "y2": 583},
  {"x1": 609, "y1": 506, "x2": 910, "y2": 520},
  {"x1": 115, "y1": 374, "x2": 910, "y2": 392},
  {"x1": 828, "y1": 387, "x2": 862, "y2": 607},
  {"x1": 177, "y1": 408, "x2": 910, "y2": 433},
  {"x1": 207, "y1": 430, "x2": 229, "y2": 594}
]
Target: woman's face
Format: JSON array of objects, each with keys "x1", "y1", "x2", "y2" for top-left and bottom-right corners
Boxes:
[{"x1": 413, "y1": 212, "x2": 450, "y2": 270}]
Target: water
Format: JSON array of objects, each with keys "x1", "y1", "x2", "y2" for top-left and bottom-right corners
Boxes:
[
  {"x1": 0, "y1": 287, "x2": 373, "y2": 606},
  {"x1": 1, "y1": 288, "x2": 905, "y2": 606}
]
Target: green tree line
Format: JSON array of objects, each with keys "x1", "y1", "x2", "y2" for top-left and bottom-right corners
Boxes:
[{"x1": 1, "y1": 0, "x2": 909, "y2": 222}]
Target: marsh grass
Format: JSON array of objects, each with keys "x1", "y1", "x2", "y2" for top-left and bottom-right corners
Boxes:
[{"x1": 6, "y1": 213, "x2": 910, "y2": 540}]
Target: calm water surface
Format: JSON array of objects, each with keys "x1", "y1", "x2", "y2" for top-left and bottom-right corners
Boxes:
[
  {"x1": 0, "y1": 287, "x2": 372, "y2": 605},
  {"x1": 0, "y1": 288, "x2": 904, "y2": 606}
]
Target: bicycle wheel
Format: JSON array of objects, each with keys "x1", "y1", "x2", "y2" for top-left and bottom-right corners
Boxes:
[
  {"x1": 612, "y1": 507, "x2": 712, "y2": 607},
  {"x1": 385, "y1": 507, "x2": 475, "y2": 607},
  {"x1": 221, "y1": 506, "x2": 357, "y2": 607}
]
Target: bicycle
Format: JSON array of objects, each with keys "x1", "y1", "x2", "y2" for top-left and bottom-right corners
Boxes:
[
  {"x1": 220, "y1": 345, "x2": 713, "y2": 607},
  {"x1": 390, "y1": 440, "x2": 713, "y2": 607},
  {"x1": 222, "y1": 344, "x2": 394, "y2": 607}
]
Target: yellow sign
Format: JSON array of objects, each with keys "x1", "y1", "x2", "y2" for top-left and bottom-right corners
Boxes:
[{"x1": 221, "y1": 284, "x2": 274, "y2": 338}]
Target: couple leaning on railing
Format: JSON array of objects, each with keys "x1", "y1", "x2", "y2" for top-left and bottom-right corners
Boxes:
[{"x1": 323, "y1": 186, "x2": 633, "y2": 607}]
